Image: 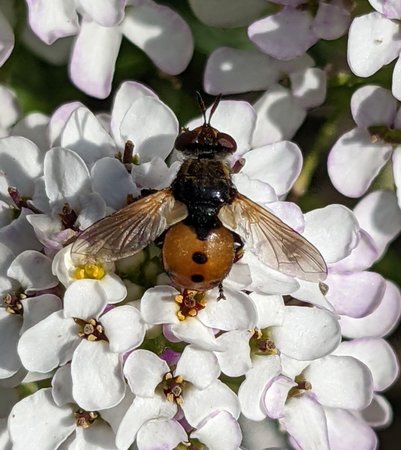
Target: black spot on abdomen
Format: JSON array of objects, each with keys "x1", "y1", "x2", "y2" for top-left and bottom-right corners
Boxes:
[
  {"x1": 192, "y1": 252, "x2": 208, "y2": 264},
  {"x1": 191, "y1": 274, "x2": 205, "y2": 283}
]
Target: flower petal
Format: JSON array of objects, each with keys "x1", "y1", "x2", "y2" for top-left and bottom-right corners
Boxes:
[
  {"x1": 340, "y1": 280, "x2": 401, "y2": 339},
  {"x1": 137, "y1": 419, "x2": 187, "y2": 450},
  {"x1": 238, "y1": 355, "x2": 281, "y2": 420},
  {"x1": 252, "y1": 85, "x2": 306, "y2": 147},
  {"x1": 141, "y1": 286, "x2": 180, "y2": 325},
  {"x1": 116, "y1": 395, "x2": 177, "y2": 449},
  {"x1": 303, "y1": 204, "x2": 360, "y2": 263},
  {"x1": 263, "y1": 375, "x2": 296, "y2": 419},
  {"x1": 63, "y1": 279, "x2": 107, "y2": 319},
  {"x1": 325, "y1": 407, "x2": 378, "y2": 450},
  {"x1": 18, "y1": 311, "x2": 79, "y2": 372},
  {"x1": 215, "y1": 330, "x2": 253, "y2": 377},
  {"x1": 110, "y1": 81, "x2": 157, "y2": 146},
  {"x1": 0, "y1": 309, "x2": 21, "y2": 378},
  {"x1": 242, "y1": 141, "x2": 302, "y2": 196},
  {"x1": 313, "y1": 1, "x2": 351, "y2": 40},
  {"x1": 191, "y1": 411, "x2": 242, "y2": 450},
  {"x1": 350, "y1": 85, "x2": 398, "y2": 127},
  {"x1": 248, "y1": 9, "x2": 317, "y2": 61},
  {"x1": 91, "y1": 157, "x2": 139, "y2": 210},
  {"x1": 335, "y1": 338, "x2": 399, "y2": 392},
  {"x1": 71, "y1": 339, "x2": 125, "y2": 410},
  {"x1": 0, "y1": 136, "x2": 43, "y2": 202},
  {"x1": 20, "y1": 294, "x2": 62, "y2": 334},
  {"x1": 353, "y1": 190, "x2": 401, "y2": 258},
  {"x1": 271, "y1": 306, "x2": 341, "y2": 360},
  {"x1": 328, "y1": 128, "x2": 392, "y2": 198},
  {"x1": 189, "y1": 0, "x2": 267, "y2": 27},
  {"x1": 8, "y1": 388, "x2": 75, "y2": 450},
  {"x1": 48, "y1": 102, "x2": 83, "y2": 147},
  {"x1": 60, "y1": 107, "x2": 116, "y2": 166},
  {"x1": 122, "y1": 2, "x2": 193, "y2": 75},
  {"x1": 70, "y1": 19, "x2": 122, "y2": 98},
  {"x1": 0, "y1": 86, "x2": 19, "y2": 129},
  {"x1": 304, "y1": 355, "x2": 373, "y2": 409},
  {"x1": 250, "y1": 292, "x2": 285, "y2": 329},
  {"x1": 183, "y1": 379, "x2": 240, "y2": 426},
  {"x1": 120, "y1": 96, "x2": 179, "y2": 162},
  {"x1": 7, "y1": 251, "x2": 57, "y2": 292},
  {"x1": 330, "y1": 230, "x2": 379, "y2": 273},
  {"x1": 52, "y1": 364, "x2": 74, "y2": 407},
  {"x1": 171, "y1": 318, "x2": 222, "y2": 351},
  {"x1": 76, "y1": 0, "x2": 125, "y2": 26},
  {"x1": 0, "y1": 9, "x2": 14, "y2": 66},
  {"x1": 101, "y1": 305, "x2": 146, "y2": 353},
  {"x1": 73, "y1": 421, "x2": 116, "y2": 450},
  {"x1": 44, "y1": 147, "x2": 91, "y2": 210},
  {"x1": 198, "y1": 286, "x2": 257, "y2": 331},
  {"x1": 326, "y1": 271, "x2": 386, "y2": 318},
  {"x1": 124, "y1": 349, "x2": 169, "y2": 397},
  {"x1": 204, "y1": 47, "x2": 279, "y2": 95},
  {"x1": 347, "y1": 12, "x2": 401, "y2": 77},
  {"x1": 282, "y1": 394, "x2": 329, "y2": 450},
  {"x1": 290, "y1": 67, "x2": 326, "y2": 109},
  {"x1": 361, "y1": 394, "x2": 393, "y2": 428},
  {"x1": 26, "y1": 0, "x2": 79, "y2": 44},
  {"x1": 175, "y1": 345, "x2": 220, "y2": 389}
]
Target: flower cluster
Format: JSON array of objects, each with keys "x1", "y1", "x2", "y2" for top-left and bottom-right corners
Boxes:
[{"x1": 0, "y1": 82, "x2": 399, "y2": 450}]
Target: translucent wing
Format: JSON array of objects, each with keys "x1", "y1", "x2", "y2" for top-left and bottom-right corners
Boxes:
[
  {"x1": 72, "y1": 189, "x2": 187, "y2": 263},
  {"x1": 218, "y1": 193, "x2": 327, "y2": 282}
]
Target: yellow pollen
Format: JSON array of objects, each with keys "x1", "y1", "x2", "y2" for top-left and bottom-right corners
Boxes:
[
  {"x1": 176, "y1": 396, "x2": 184, "y2": 406},
  {"x1": 166, "y1": 392, "x2": 174, "y2": 403},
  {"x1": 177, "y1": 311, "x2": 186, "y2": 321},
  {"x1": 188, "y1": 308, "x2": 197, "y2": 317},
  {"x1": 73, "y1": 263, "x2": 106, "y2": 280},
  {"x1": 87, "y1": 334, "x2": 97, "y2": 341},
  {"x1": 175, "y1": 375, "x2": 184, "y2": 384},
  {"x1": 175, "y1": 294, "x2": 184, "y2": 304},
  {"x1": 165, "y1": 372, "x2": 173, "y2": 380}
]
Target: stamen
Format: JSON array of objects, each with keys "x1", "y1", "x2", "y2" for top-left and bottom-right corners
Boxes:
[
  {"x1": 175, "y1": 290, "x2": 207, "y2": 321},
  {"x1": 73, "y1": 263, "x2": 106, "y2": 280},
  {"x1": 74, "y1": 318, "x2": 108, "y2": 342},
  {"x1": 74, "y1": 409, "x2": 99, "y2": 428}
]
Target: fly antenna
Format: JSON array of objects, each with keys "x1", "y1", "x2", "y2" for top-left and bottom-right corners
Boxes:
[
  {"x1": 208, "y1": 94, "x2": 222, "y2": 125},
  {"x1": 196, "y1": 91, "x2": 207, "y2": 125}
]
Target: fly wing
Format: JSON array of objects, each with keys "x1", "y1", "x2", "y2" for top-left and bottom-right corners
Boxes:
[
  {"x1": 218, "y1": 193, "x2": 327, "y2": 282},
  {"x1": 72, "y1": 189, "x2": 188, "y2": 263}
]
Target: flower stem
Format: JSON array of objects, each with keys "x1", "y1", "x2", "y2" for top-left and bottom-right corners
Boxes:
[{"x1": 291, "y1": 120, "x2": 338, "y2": 200}]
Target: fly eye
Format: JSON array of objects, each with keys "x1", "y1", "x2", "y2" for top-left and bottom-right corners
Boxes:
[
  {"x1": 175, "y1": 130, "x2": 195, "y2": 151},
  {"x1": 217, "y1": 133, "x2": 237, "y2": 152}
]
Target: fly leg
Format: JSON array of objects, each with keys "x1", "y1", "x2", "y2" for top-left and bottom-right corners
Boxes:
[
  {"x1": 217, "y1": 282, "x2": 226, "y2": 301},
  {"x1": 233, "y1": 233, "x2": 244, "y2": 263}
]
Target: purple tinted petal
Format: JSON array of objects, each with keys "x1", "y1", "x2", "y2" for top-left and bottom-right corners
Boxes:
[
  {"x1": 326, "y1": 271, "x2": 386, "y2": 318},
  {"x1": 328, "y1": 128, "x2": 392, "y2": 197},
  {"x1": 248, "y1": 8, "x2": 317, "y2": 61},
  {"x1": 70, "y1": 20, "x2": 122, "y2": 98}
]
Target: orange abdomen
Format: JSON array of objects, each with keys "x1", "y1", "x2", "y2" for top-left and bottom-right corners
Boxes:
[{"x1": 162, "y1": 222, "x2": 235, "y2": 291}]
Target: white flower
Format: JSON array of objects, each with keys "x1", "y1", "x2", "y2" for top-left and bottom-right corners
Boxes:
[
  {"x1": 18, "y1": 286, "x2": 145, "y2": 410},
  {"x1": 141, "y1": 285, "x2": 257, "y2": 351},
  {"x1": 117, "y1": 346, "x2": 240, "y2": 449},
  {"x1": 25, "y1": 0, "x2": 194, "y2": 98}
]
